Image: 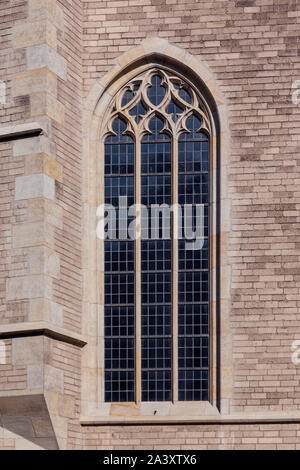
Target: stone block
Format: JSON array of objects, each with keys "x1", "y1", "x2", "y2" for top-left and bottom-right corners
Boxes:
[
  {"x1": 12, "y1": 222, "x2": 54, "y2": 249},
  {"x1": 26, "y1": 45, "x2": 67, "y2": 81},
  {"x1": 29, "y1": 437, "x2": 58, "y2": 450},
  {"x1": 44, "y1": 365, "x2": 64, "y2": 394},
  {"x1": 28, "y1": 0, "x2": 64, "y2": 31},
  {"x1": 12, "y1": 69, "x2": 57, "y2": 98},
  {"x1": 25, "y1": 154, "x2": 63, "y2": 182},
  {"x1": 14, "y1": 438, "x2": 44, "y2": 451},
  {"x1": 58, "y1": 395, "x2": 75, "y2": 419},
  {"x1": 6, "y1": 275, "x2": 53, "y2": 301},
  {"x1": 13, "y1": 135, "x2": 55, "y2": 158},
  {"x1": 31, "y1": 416, "x2": 55, "y2": 438},
  {"x1": 27, "y1": 199, "x2": 63, "y2": 229},
  {"x1": 13, "y1": 21, "x2": 57, "y2": 50},
  {"x1": 30, "y1": 92, "x2": 64, "y2": 124},
  {"x1": 15, "y1": 174, "x2": 55, "y2": 202},
  {"x1": 0, "y1": 340, "x2": 7, "y2": 365},
  {"x1": 0, "y1": 395, "x2": 46, "y2": 417},
  {"x1": 27, "y1": 365, "x2": 44, "y2": 390},
  {"x1": 28, "y1": 299, "x2": 63, "y2": 326},
  {"x1": 0, "y1": 122, "x2": 43, "y2": 140},
  {"x1": 28, "y1": 246, "x2": 60, "y2": 279},
  {"x1": 12, "y1": 337, "x2": 44, "y2": 366}
]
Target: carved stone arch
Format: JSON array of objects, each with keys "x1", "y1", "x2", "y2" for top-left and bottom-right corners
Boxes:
[{"x1": 81, "y1": 38, "x2": 232, "y2": 423}]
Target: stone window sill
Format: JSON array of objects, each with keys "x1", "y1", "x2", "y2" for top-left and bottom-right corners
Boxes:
[
  {"x1": 80, "y1": 404, "x2": 300, "y2": 426},
  {"x1": 80, "y1": 401, "x2": 221, "y2": 425}
]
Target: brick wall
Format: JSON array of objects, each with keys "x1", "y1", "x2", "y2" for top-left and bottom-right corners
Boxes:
[{"x1": 0, "y1": 0, "x2": 29, "y2": 328}]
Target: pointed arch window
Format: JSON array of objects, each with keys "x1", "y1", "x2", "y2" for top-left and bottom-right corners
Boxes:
[{"x1": 102, "y1": 69, "x2": 211, "y2": 404}]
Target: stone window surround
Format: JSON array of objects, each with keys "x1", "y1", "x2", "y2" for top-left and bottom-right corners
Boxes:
[
  {"x1": 101, "y1": 67, "x2": 212, "y2": 404},
  {"x1": 81, "y1": 38, "x2": 232, "y2": 424}
]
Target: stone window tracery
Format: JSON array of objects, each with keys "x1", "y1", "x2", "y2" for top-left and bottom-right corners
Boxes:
[{"x1": 102, "y1": 68, "x2": 211, "y2": 404}]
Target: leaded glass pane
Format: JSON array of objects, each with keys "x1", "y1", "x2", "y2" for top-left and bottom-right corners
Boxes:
[
  {"x1": 141, "y1": 116, "x2": 172, "y2": 401},
  {"x1": 178, "y1": 115, "x2": 210, "y2": 401},
  {"x1": 104, "y1": 117, "x2": 135, "y2": 403}
]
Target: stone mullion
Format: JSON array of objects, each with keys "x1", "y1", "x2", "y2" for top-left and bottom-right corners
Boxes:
[{"x1": 135, "y1": 134, "x2": 142, "y2": 404}]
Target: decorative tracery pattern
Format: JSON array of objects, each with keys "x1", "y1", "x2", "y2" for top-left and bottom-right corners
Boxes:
[
  {"x1": 102, "y1": 69, "x2": 211, "y2": 141},
  {"x1": 103, "y1": 68, "x2": 211, "y2": 403}
]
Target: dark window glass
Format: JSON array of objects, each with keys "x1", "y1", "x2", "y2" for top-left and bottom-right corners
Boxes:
[
  {"x1": 178, "y1": 140, "x2": 208, "y2": 173},
  {"x1": 178, "y1": 304, "x2": 209, "y2": 336},
  {"x1": 105, "y1": 338, "x2": 135, "y2": 370},
  {"x1": 105, "y1": 371, "x2": 135, "y2": 403},
  {"x1": 178, "y1": 239, "x2": 209, "y2": 271},
  {"x1": 104, "y1": 91, "x2": 211, "y2": 404},
  {"x1": 141, "y1": 175, "x2": 171, "y2": 206},
  {"x1": 178, "y1": 336, "x2": 209, "y2": 369},
  {"x1": 141, "y1": 305, "x2": 171, "y2": 337},
  {"x1": 105, "y1": 117, "x2": 134, "y2": 175},
  {"x1": 105, "y1": 306, "x2": 134, "y2": 337},
  {"x1": 105, "y1": 177, "x2": 134, "y2": 207},
  {"x1": 141, "y1": 240, "x2": 171, "y2": 272},
  {"x1": 178, "y1": 174, "x2": 209, "y2": 205},
  {"x1": 142, "y1": 371, "x2": 172, "y2": 402},
  {"x1": 178, "y1": 370, "x2": 209, "y2": 402},
  {"x1": 166, "y1": 99, "x2": 184, "y2": 122},
  {"x1": 178, "y1": 115, "x2": 210, "y2": 401},
  {"x1": 173, "y1": 83, "x2": 192, "y2": 104},
  {"x1": 130, "y1": 101, "x2": 147, "y2": 124},
  {"x1": 121, "y1": 84, "x2": 139, "y2": 107},
  {"x1": 105, "y1": 241, "x2": 134, "y2": 273}
]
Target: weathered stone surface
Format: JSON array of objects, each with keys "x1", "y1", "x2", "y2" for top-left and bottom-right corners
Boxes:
[
  {"x1": 24, "y1": 154, "x2": 63, "y2": 182},
  {"x1": 13, "y1": 135, "x2": 55, "y2": 158},
  {"x1": 28, "y1": 0, "x2": 64, "y2": 31},
  {"x1": 6, "y1": 275, "x2": 53, "y2": 301},
  {"x1": 26, "y1": 45, "x2": 67, "y2": 81},
  {"x1": 30, "y1": 92, "x2": 64, "y2": 123},
  {"x1": 1, "y1": 417, "x2": 35, "y2": 439},
  {"x1": 27, "y1": 365, "x2": 44, "y2": 390},
  {"x1": 12, "y1": 337, "x2": 44, "y2": 366},
  {"x1": 12, "y1": 222, "x2": 54, "y2": 249},
  {"x1": 0, "y1": 395, "x2": 58, "y2": 450},
  {"x1": 27, "y1": 199, "x2": 63, "y2": 229},
  {"x1": 31, "y1": 416, "x2": 55, "y2": 438},
  {"x1": 0, "y1": 122, "x2": 43, "y2": 140},
  {"x1": 28, "y1": 299, "x2": 63, "y2": 326},
  {"x1": 15, "y1": 174, "x2": 55, "y2": 202},
  {"x1": 12, "y1": 69, "x2": 57, "y2": 98},
  {"x1": 0, "y1": 395, "x2": 46, "y2": 417},
  {"x1": 13, "y1": 21, "x2": 57, "y2": 50},
  {"x1": 58, "y1": 395, "x2": 75, "y2": 419},
  {"x1": 28, "y1": 246, "x2": 60, "y2": 279},
  {"x1": 44, "y1": 366, "x2": 64, "y2": 394}
]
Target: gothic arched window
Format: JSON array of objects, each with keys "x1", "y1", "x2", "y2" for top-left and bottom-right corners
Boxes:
[{"x1": 102, "y1": 69, "x2": 211, "y2": 404}]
